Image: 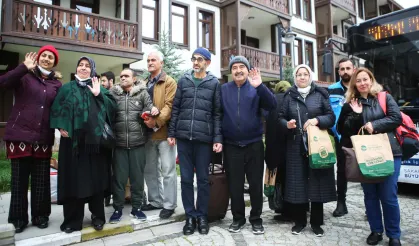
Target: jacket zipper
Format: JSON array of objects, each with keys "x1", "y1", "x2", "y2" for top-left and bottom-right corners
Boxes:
[
  {"x1": 12, "y1": 112, "x2": 21, "y2": 128},
  {"x1": 237, "y1": 87, "x2": 241, "y2": 132},
  {"x1": 190, "y1": 87, "x2": 197, "y2": 140},
  {"x1": 125, "y1": 94, "x2": 129, "y2": 148}
]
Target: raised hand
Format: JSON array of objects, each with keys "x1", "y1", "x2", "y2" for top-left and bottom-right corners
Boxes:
[
  {"x1": 349, "y1": 98, "x2": 362, "y2": 114},
  {"x1": 87, "y1": 76, "x2": 101, "y2": 96},
  {"x1": 248, "y1": 67, "x2": 262, "y2": 88},
  {"x1": 23, "y1": 52, "x2": 37, "y2": 70},
  {"x1": 287, "y1": 119, "x2": 297, "y2": 129}
]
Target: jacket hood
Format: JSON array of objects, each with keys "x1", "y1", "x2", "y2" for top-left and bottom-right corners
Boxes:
[
  {"x1": 184, "y1": 70, "x2": 217, "y2": 82},
  {"x1": 110, "y1": 84, "x2": 147, "y2": 96}
]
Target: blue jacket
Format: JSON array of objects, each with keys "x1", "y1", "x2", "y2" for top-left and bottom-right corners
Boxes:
[
  {"x1": 328, "y1": 81, "x2": 347, "y2": 140},
  {"x1": 221, "y1": 80, "x2": 276, "y2": 146}
]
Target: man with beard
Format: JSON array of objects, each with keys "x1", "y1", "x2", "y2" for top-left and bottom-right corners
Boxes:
[
  {"x1": 168, "y1": 48, "x2": 222, "y2": 235},
  {"x1": 328, "y1": 58, "x2": 356, "y2": 217},
  {"x1": 100, "y1": 71, "x2": 115, "y2": 90},
  {"x1": 221, "y1": 56, "x2": 276, "y2": 235}
]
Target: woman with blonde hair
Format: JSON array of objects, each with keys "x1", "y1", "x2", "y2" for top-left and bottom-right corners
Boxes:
[{"x1": 338, "y1": 67, "x2": 402, "y2": 246}]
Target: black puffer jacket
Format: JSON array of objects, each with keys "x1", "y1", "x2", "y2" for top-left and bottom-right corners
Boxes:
[
  {"x1": 279, "y1": 85, "x2": 336, "y2": 204},
  {"x1": 168, "y1": 71, "x2": 222, "y2": 143},
  {"x1": 337, "y1": 94, "x2": 402, "y2": 156},
  {"x1": 110, "y1": 84, "x2": 153, "y2": 148}
]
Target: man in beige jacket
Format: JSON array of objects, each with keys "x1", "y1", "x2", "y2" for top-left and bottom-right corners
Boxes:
[{"x1": 142, "y1": 51, "x2": 178, "y2": 219}]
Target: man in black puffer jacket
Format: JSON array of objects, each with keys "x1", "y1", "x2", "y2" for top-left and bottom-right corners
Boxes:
[{"x1": 168, "y1": 48, "x2": 222, "y2": 236}]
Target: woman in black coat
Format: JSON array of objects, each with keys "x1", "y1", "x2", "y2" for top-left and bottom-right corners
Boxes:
[
  {"x1": 278, "y1": 64, "x2": 336, "y2": 236},
  {"x1": 337, "y1": 68, "x2": 402, "y2": 246}
]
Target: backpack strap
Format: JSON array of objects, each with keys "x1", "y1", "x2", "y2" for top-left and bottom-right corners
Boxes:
[{"x1": 377, "y1": 91, "x2": 387, "y2": 115}]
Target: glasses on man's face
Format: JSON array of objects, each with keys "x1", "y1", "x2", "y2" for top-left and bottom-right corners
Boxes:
[
  {"x1": 191, "y1": 57, "x2": 205, "y2": 63},
  {"x1": 296, "y1": 73, "x2": 309, "y2": 78}
]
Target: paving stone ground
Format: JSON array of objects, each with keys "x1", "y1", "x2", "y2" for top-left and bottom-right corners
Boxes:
[{"x1": 125, "y1": 183, "x2": 419, "y2": 246}]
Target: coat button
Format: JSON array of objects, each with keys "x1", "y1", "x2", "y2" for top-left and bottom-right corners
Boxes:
[
  {"x1": 41, "y1": 106, "x2": 44, "y2": 109},
  {"x1": 44, "y1": 90, "x2": 46, "y2": 92}
]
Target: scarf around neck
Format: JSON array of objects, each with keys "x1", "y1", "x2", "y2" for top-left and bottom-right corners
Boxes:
[
  {"x1": 297, "y1": 86, "x2": 311, "y2": 99},
  {"x1": 37, "y1": 65, "x2": 52, "y2": 76}
]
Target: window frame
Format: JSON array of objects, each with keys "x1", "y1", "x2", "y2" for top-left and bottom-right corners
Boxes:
[
  {"x1": 302, "y1": 0, "x2": 311, "y2": 22},
  {"x1": 304, "y1": 41, "x2": 314, "y2": 71},
  {"x1": 70, "y1": 0, "x2": 99, "y2": 14},
  {"x1": 295, "y1": 0, "x2": 301, "y2": 17},
  {"x1": 358, "y1": 0, "x2": 364, "y2": 19},
  {"x1": 170, "y1": 1, "x2": 189, "y2": 49},
  {"x1": 142, "y1": 0, "x2": 160, "y2": 43},
  {"x1": 196, "y1": 8, "x2": 215, "y2": 53}
]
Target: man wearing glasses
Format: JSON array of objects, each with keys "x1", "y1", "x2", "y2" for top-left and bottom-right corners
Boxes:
[{"x1": 168, "y1": 47, "x2": 222, "y2": 236}]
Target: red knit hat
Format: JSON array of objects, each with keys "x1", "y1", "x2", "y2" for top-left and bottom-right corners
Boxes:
[{"x1": 37, "y1": 45, "x2": 59, "y2": 67}]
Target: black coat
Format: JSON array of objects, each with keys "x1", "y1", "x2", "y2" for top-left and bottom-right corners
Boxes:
[
  {"x1": 265, "y1": 93, "x2": 287, "y2": 171},
  {"x1": 279, "y1": 85, "x2": 336, "y2": 204},
  {"x1": 337, "y1": 94, "x2": 402, "y2": 156},
  {"x1": 168, "y1": 71, "x2": 222, "y2": 144}
]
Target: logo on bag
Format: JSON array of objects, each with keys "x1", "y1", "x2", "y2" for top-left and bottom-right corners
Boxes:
[
  {"x1": 314, "y1": 136, "x2": 318, "y2": 142},
  {"x1": 365, "y1": 155, "x2": 385, "y2": 166},
  {"x1": 319, "y1": 146, "x2": 328, "y2": 158},
  {"x1": 361, "y1": 145, "x2": 367, "y2": 151}
]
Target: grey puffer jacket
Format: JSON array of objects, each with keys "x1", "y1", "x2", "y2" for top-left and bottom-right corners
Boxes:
[{"x1": 110, "y1": 84, "x2": 153, "y2": 148}]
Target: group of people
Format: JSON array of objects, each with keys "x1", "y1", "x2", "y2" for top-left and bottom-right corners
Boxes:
[{"x1": 0, "y1": 45, "x2": 403, "y2": 246}]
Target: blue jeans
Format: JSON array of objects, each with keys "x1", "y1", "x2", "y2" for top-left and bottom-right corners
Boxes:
[
  {"x1": 177, "y1": 139, "x2": 212, "y2": 219},
  {"x1": 361, "y1": 156, "x2": 401, "y2": 239}
]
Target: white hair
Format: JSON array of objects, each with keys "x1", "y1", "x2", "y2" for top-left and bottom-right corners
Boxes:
[{"x1": 148, "y1": 50, "x2": 164, "y2": 61}]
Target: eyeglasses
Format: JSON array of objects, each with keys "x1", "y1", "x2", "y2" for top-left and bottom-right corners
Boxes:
[
  {"x1": 191, "y1": 57, "x2": 205, "y2": 63},
  {"x1": 296, "y1": 73, "x2": 309, "y2": 78}
]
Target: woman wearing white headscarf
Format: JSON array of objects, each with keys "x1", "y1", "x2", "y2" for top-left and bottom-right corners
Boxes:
[{"x1": 278, "y1": 64, "x2": 336, "y2": 236}]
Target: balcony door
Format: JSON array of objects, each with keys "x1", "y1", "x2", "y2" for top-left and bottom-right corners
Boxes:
[{"x1": 71, "y1": 0, "x2": 100, "y2": 14}]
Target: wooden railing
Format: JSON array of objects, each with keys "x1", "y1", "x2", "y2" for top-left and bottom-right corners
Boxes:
[
  {"x1": 315, "y1": 0, "x2": 355, "y2": 13},
  {"x1": 249, "y1": 0, "x2": 289, "y2": 15},
  {"x1": 4, "y1": 0, "x2": 138, "y2": 50},
  {"x1": 222, "y1": 45, "x2": 291, "y2": 75}
]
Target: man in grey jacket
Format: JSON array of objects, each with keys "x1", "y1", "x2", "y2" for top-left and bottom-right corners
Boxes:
[{"x1": 108, "y1": 68, "x2": 158, "y2": 223}]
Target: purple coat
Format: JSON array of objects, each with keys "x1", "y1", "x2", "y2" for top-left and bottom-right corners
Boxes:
[{"x1": 0, "y1": 64, "x2": 62, "y2": 145}]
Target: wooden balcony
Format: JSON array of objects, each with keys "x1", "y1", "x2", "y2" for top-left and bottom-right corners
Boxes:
[
  {"x1": 222, "y1": 45, "x2": 291, "y2": 77},
  {"x1": 315, "y1": 0, "x2": 355, "y2": 14},
  {"x1": 317, "y1": 34, "x2": 347, "y2": 52},
  {"x1": 248, "y1": 0, "x2": 290, "y2": 15},
  {"x1": 1, "y1": 0, "x2": 142, "y2": 59}
]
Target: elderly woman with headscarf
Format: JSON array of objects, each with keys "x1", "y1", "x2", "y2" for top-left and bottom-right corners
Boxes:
[
  {"x1": 0, "y1": 46, "x2": 62, "y2": 233},
  {"x1": 50, "y1": 56, "x2": 116, "y2": 233},
  {"x1": 278, "y1": 64, "x2": 336, "y2": 236}
]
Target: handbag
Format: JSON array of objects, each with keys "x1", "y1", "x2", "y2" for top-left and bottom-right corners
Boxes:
[
  {"x1": 342, "y1": 147, "x2": 386, "y2": 183},
  {"x1": 101, "y1": 121, "x2": 116, "y2": 149},
  {"x1": 296, "y1": 102, "x2": 308, "y2": 157},
  {"x1": 264, "y1": 167, "x2": 277, "y2": 197}
]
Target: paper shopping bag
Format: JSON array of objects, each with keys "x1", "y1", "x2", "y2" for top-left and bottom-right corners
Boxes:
[
  {"x1": 350, "y1": 128, "x2": 394, "y2": 179},
  {"x1": 307, "y1": 125, "x2": 336, "y2": 169},
  {"x1": 263, "y1": 168, "x2": 277, "y2": 197}
]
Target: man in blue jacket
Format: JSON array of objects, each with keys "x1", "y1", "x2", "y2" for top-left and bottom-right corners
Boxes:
[
  {"x1": 328, "y1": 58, "x2": 355, "y2": 217},
  {"x1": 168, "y1": 47, "x2": 222, "y2": 236},
  {"x1": 221, "y1": 56, "x2": 276, "y2": 235}
]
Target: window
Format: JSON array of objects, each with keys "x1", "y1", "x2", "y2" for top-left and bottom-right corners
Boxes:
[
  {"x1": 303, "y1": 0, "x2": 311, "y2": 22},
  {"x1": 333, "y1": 25, "x2": 338, "y2": 35},
  {"x1": 305, "y1": 41, "x2": 313, "y2": 70},
  {"x1": 198, "y1": 10, "x2": 214, "y2": 52},
  {"x1": 294, "y1": 39, "x2": 303, "y2": 66},
  {"x1": 295, "y1": 0, "x2": 301, "y2": 17},
  {"x1": 358, "y1": 0, "x2": 364, "y2": 19},
  {"x1": 143, "y1": 0, "x2": 159, "y2": 40},
  {"x1": 171, "y1": 3, "x2": 188, "y2": 46},
  {"x1": 71, "y1": 0, "x2": 99, "y2": 14}
]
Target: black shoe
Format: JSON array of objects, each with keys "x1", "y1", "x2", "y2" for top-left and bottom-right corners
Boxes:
[
  {"x1": 311, "y1": 225, "x2": 324, "y2": 237},
  {"x1": 228, "y1": 219, "x2": 246, "y2": 233},
  {"x1": 32, "y1": 216, "x2": 49, "y2": 229},
  {"x1": 159, "y1": 209, "x2": 175, "y2": 219},
  {"x1": 14, "y1": 224, "x2": 27, "y2": 233},
  {"x1": 91, "y1": 215, "x2": 105, "y2": 231},
  {"x1": 183, "y1": 218, "x2": 196, "y2": 235},
  {"x1": 251, "y1": 223, "x2": 265, "y2": 235},
  {"x1": 64, "y1": 227, "x2": 75, "y2": 234},
  {"x1": 367, "y1": 232, "x2": 383, "y2": 245},
  {"x1": 142, "y1": 203, "x2": 163, "y2": 211},
  {"x1": 332, "y1": 200, "x2": 348, "y2": 217},
  {"x1": 389, "y1": 238, "x2": 401, "y2": 246},
  {"x1": 197, "y1": 217, "x2": 209, "y2": 234},
  {"x1": 273, "y1": 214, "x2": 292, "y2": 222},
  {"x1": 292, "y1": 224, "x2": 306, "y2": 235},
  {"x1": 104, "y1": 196, "x2": 111, "y2": 207}
]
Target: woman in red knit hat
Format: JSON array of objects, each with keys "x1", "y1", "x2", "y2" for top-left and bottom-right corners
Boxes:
[{"x1": 0, "y1": 45, "x2": 62, "y2": 233}]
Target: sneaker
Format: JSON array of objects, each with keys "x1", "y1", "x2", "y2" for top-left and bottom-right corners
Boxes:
[
  {"x1": 130, "y1": 208, "x2": 147, "y2": 221},
  {"x1": 251, "y1": 223, "x2": 265, "y2": 235},
  {"x1": 109, "y1": 210, "x2": 122, "y2": 224},
  {"x1": 291, "y1": 224, "x2": 306, "y2": 235},
  {"x1": 311, "y1": 225, "x2": 324, "y2": 237},
  {"x1": 228, "y1": 219, "x2": 246, "y2": 233},
  {"x1": 159, "y1": 209, "x2": 175, "y2": 219},
  {"x1": 366, "y1": 232, "x2": 383, "y2": 245},
  {"x1": 142, "y1": 203, "x2": 163, "y2": 211}
]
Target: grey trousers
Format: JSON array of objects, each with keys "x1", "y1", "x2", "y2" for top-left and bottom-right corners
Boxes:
[
  {"x1": 113, "y1": 146, "x2": 146, "y2": 210},
  {"x1": 144, "y1": 139, "x2": 177, "y2": 210}
]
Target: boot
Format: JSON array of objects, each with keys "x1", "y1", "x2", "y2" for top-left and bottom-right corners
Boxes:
[{"x1": 332, "y1": 200, "x2": 348, "y2": 217}]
